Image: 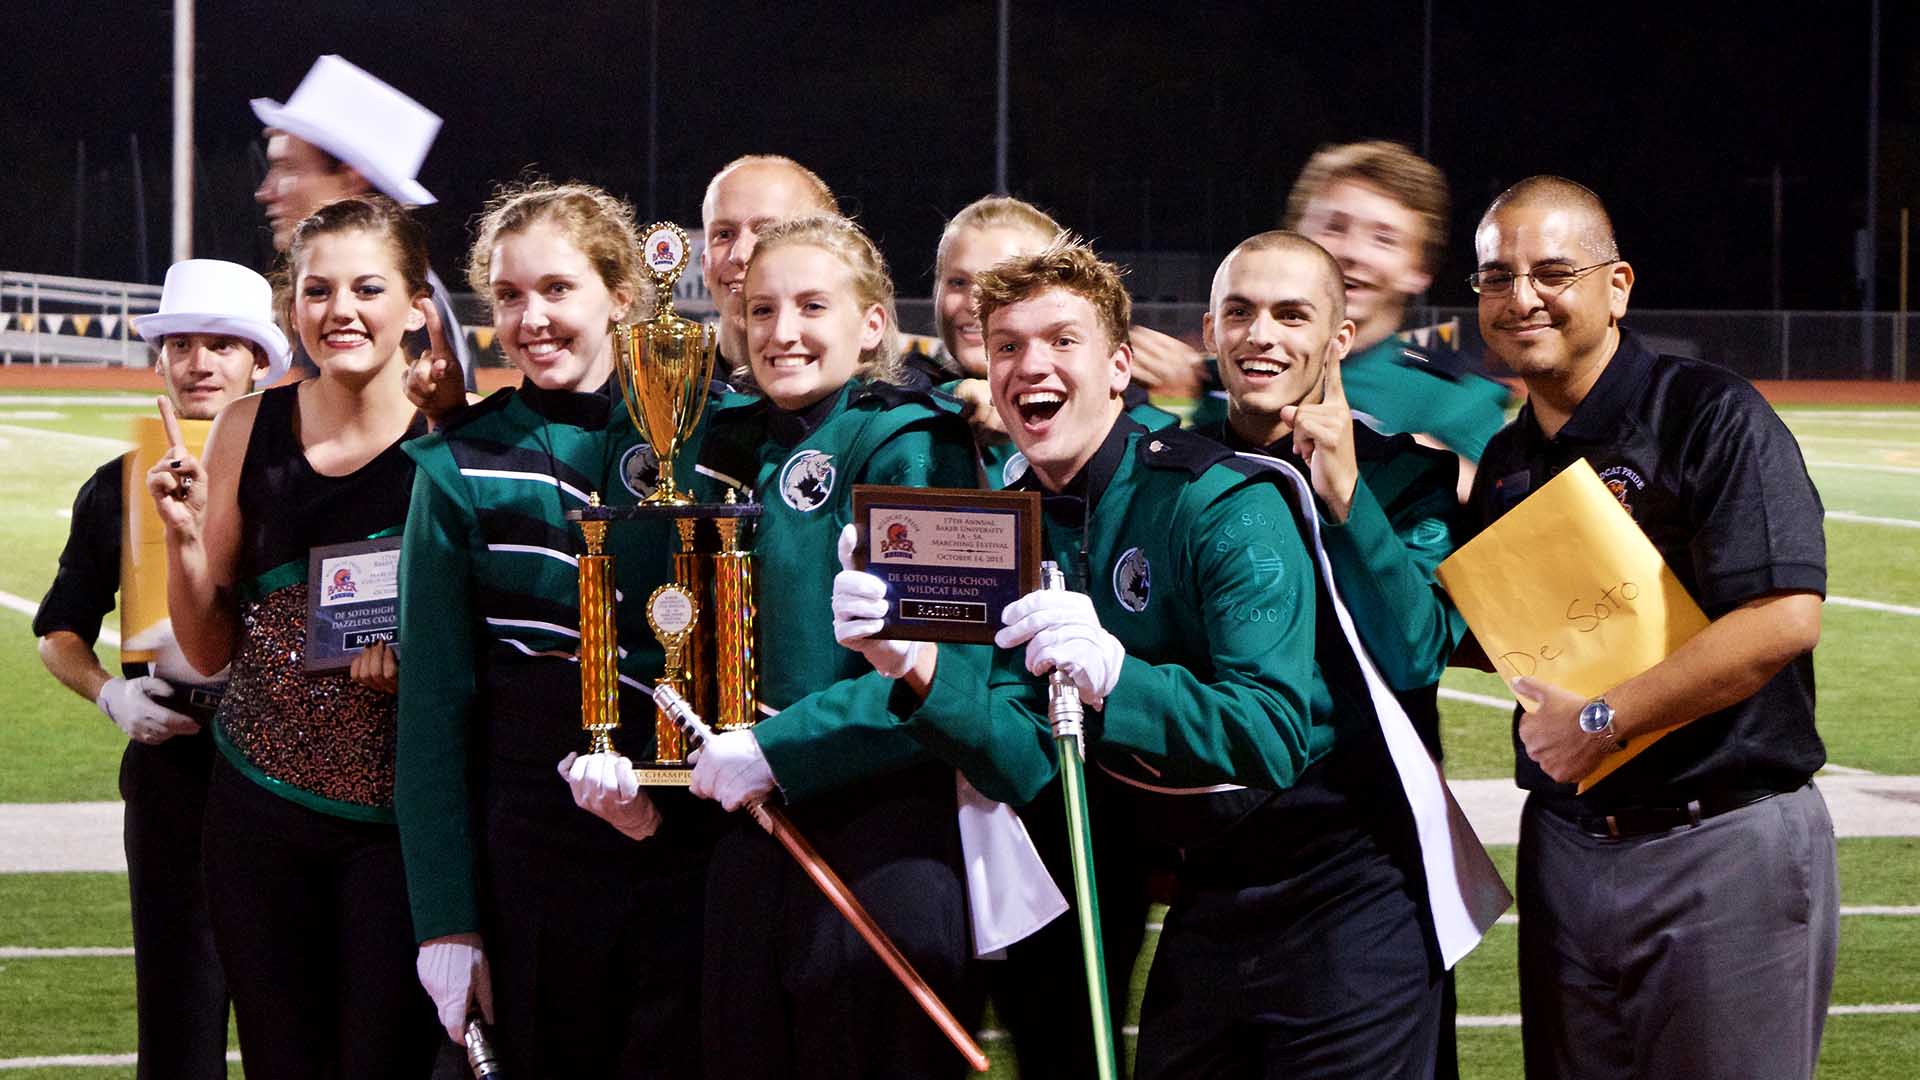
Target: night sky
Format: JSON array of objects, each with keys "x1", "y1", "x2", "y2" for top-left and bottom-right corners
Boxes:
[{"x1": 5, "y1": 0, "x2": 1916, "y2": 313}]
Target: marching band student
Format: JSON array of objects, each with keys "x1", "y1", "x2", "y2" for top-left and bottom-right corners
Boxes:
[
  {"x1": 394, "y1": 181, "x2": 723, "y2": 1079},
  {"x1": 700, "y1": 154, "x2": 841, "y2": 375},
  {"x1": 821, "y1": 239, "x2": 1452, "y2": 1077},
  {"x1": 34, "y1": 259, "x2": 282, "y2": 1080},
  {"x1": 675, "y1": 213, "x2": 983, "y2": 1079},
  {"x1": 147, "y1": 195, "x2": 440, "y2": 1079},
  {"x1": 1190, "y1": 230, "x2": 1466, "y2": 1077},
  {"x1": 932, "y1": 195, "x2": 1176, "y2": 489}
]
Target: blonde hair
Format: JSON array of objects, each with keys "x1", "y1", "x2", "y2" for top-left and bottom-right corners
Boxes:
[
  {"x1": 934, "y1": 196, "x2": 1063, "y2": 281},
  {"x1": 1285, "y1": 140, "x2": 1450, "y2": 274},
  {"x1": 466, "y1": 180, "x2": 654, "y2": 317},
  {"x1": 972, "y1": 237, "x2": 1131, "y2": 352},
  {"x1": 702, "y1": 155, "x2": 840, "y2": 224},
  {"x1": 746, "y1": 214, "x2": 903, "y2": 386}
]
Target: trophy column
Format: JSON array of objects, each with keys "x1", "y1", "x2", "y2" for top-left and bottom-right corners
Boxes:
[{"x1": 577, "y1": 495, "x2": 621, "y2": 756}]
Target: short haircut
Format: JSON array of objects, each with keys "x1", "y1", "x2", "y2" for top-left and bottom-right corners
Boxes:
[
  {"x1": 279, "y1": 194, "x2": 430, "y2": 332},
  {"x1": 466, "y1": 180, "x2": 654, "y2": 317},
  {"x1": 1284, "y1": 140, "x2": 1450, "y2": 274},
  {"x1": 935, "y1": 196, "x2": 1063, "y2": 280},
  {"x1": 701, "y1": 155, "x2": 840, "y2": 223},
  {"x1": 749, "y1": 213, "x2": 903, "y2": 385},
  {"x1": 1212, "y1": 230, "x2": 1347, "y2": 325},
  {"x1": 973, "y1": 238, "x2": 1131, "y2": 353},
  {"x1": 1478, "y1": 175, "x2": 1620, "y2": 262}
]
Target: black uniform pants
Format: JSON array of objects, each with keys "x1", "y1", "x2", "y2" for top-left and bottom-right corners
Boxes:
[
  {"x1": 120, "y1": 731, "x2": 228, "y2": 1080},
  {"x1": 477, "y1": 794, "x2": 711, "y2": 1080},
  {"x1": 986, "y1": 772, "x2": 1152, "y2": 1078},
  {"x1": 201, "y1": 755, "x2": 439, "y2": 1080},
  {"x1": 702, "y1": 769, "x2": 980, "y2": 1080},
  {"x1": 1133, "y1": 826, "x2": 1442, "y2": 1080}
]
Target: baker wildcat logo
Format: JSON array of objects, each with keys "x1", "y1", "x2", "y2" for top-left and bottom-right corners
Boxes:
[
  {"x1": 1598, "y1": 464, "x2": 1645, "y2": 515},
  {"x1": 326, "y1": 566, "x2": 358, "y2": 602},
  {"x1": 1113, "y1": 547, "x2": 1151, "y2": 612},
  {"x1": 779, "y1": 450, "x2": 836, "y2": 512},
  {"x1": 877, "y1": 518, "x2": 917, "y2": 559},
  {"x1": 620, "y1": 443, "x2": 660, "y2": 499}
]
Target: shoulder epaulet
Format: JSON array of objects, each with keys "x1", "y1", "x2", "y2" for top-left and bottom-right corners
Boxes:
[
  {"x1": 1392, "y1": 342, "x2": 1470, "y2": 382},
  {"x1": 850, "y1": 379, "x2": 938, "y2": 412},
  {"x1": 436, "y1": 386, "x2": 518, "y2": 435},
  {"x1": 1135, "y1": 426, "x2": 1248, "y2": 478}
]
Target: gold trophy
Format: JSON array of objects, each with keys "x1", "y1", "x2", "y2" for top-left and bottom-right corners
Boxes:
[{"x1": 569, "y1": 222, "x2": 761, "y2": 781}]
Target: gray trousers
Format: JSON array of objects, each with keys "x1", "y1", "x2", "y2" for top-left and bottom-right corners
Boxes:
[{"x1": 1517, "y1": 783, "x2": 1838, "y2": 1080}]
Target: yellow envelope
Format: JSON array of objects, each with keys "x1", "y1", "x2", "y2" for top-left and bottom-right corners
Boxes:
[
  {"x1": 120, "y1": 413, "x2": 212, "y2": 662},
  {"x1": 1436, "y1": 459, "x2": 1709, "y2": 792}
]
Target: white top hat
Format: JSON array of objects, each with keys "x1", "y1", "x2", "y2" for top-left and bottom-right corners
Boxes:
[
  {"x1": 252, "y1": 55, "x2": 441, "y2": 207},
  {"x1": 134, "y1": 260, "x2": 293, "y2": 386}
]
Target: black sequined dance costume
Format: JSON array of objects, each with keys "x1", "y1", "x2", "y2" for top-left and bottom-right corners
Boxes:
[{"x1": 199, "y1": 383, "x2": 440, "y2": 1080}]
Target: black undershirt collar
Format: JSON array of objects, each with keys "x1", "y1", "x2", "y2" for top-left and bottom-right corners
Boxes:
[{"x1": 766, "y1": 383, "x2": 851, "y2": 447}]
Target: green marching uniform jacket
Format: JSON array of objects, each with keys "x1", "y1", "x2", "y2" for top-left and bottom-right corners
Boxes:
[
  {"x1": 696, "y1": 378, "x2": 981, "y2": 791},
  {"x1": 1197, "y1": 419, "x2": 1466, "y2": 756},
  {"x1": 936, "y1": 378, "x2": 1179, "y2": 491},
  {"x1": 392, "y1": 378, "x2": 710, "y2": 941}
]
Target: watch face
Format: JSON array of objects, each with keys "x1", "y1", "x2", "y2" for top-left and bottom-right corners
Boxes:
[{"x1": 1578, "y1": 700, "x2": 1612, "y2": 734}]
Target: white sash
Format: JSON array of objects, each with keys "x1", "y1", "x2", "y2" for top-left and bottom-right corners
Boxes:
[
  {"x1": 1241, "y1": 452, "x2": 1512, "y2": 968},
  {"x1": 955, "y1": 772, "x2": 1069, "y2": 958}
]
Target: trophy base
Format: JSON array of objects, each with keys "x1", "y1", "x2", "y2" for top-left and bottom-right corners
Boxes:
[{"x1": 633, "y1": 762, "x2": 695, "y2": 787}]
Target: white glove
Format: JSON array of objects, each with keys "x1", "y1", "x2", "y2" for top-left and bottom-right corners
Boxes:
[
  {"x1": 96, "y1": 675, "x2": 200, "y2": 743},
  {"x1": 687, "y1": 730, "x2": 776, "y2": 812},
  {"x1": 995, "y1": 589, "x2": 1126, "y2": 708},
  {"x1": 831, "y1": 522, "x2": 924, "y2": 678},
  {"x1": 557, "y1": 752, "x2": 662, "y2": 842},
  {"x1": 416, "y1": 933, "x2": 493, "y2": 1043}
]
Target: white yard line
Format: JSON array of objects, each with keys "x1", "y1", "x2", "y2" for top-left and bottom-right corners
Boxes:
[
  {"x1": 1827, "y1": 510, "x2": 1920, "y2": 529},
  {"x1": 1796, "y1": 434, "x2": 1920, "y2": 448},
  {"x1": 0, "y1": 946, "x2": 133, "y2": 958},
  {"x1": 1827, "y1": 596, "x2": 1920, "y2": 618},
  {"x1": 0, "y1": 395, "x2": 154, "y2": 408},
  {"x1": 0, "y1": 1053, "x2": 239, "y2": 1070},
  {"x1": 1783, "y1": 410, "x2": 1920, "y2": 422},
  {"x1": 0, "y1": 422, "x2": 130, "y2": 453},
  {"x1": 1806, "y1": 459, "x2": 1920, "y2": 476},
  {"x1": 1440, "y1": 687, "x2": 1515, "y2": 710},
  {"x1": 0, "y1": 589, "x2": 119, "y2": 646}
]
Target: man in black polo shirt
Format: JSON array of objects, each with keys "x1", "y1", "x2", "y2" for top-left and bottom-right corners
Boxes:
[
  {"x1": 1465, "y1": 176, "x2": 1835, "y2": 1080},
  {"x1": 34, "y1": 259, "x2": 284, "y2": 1080}
]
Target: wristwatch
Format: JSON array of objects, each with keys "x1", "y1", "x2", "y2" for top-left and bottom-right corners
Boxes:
[{"x1": 1578, "y1": 696, "x2": 1625, "y2": 748}]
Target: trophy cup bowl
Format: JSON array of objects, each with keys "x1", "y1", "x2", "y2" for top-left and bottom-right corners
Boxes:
[{"x1": 613, "y1": 222, "x2": 716, "y2": 506}]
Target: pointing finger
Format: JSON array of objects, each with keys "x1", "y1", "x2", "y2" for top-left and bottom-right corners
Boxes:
[{"x1": 157, "y1": 396, "x2": 186, "y2": 453}]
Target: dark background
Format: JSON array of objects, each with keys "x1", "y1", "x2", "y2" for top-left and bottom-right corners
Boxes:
[{"x1": 5, "y1": 0, "x2": 1917, "y2": 311}]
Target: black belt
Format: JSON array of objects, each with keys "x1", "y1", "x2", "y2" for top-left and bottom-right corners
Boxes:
[
  {"x1": 1573, "y1": 785, "x2": 1787, "y2": 840},
  {"x1": 156, "y1": 685, "x2": 225, "y2": 724}
]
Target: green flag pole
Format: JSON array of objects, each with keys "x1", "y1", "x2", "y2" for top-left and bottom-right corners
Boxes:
[{"x1": 1041, "y1": 561, "x2": 1118, "y2": 1080}]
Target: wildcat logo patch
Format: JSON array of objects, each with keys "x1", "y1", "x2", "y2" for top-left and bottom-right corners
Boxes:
[
  {"x1": 620, "y1": 443, "x2": 660, "y2": 499},
  {"x1": 779, "y1": 450, "x2": 836, "y2": 512},
  {"x1": 1113, "y1": 547, "x2": 1151, "y2": 612},
  {"x1": 1598, "y1": 464, "x2": 1645, "y2": 515}
]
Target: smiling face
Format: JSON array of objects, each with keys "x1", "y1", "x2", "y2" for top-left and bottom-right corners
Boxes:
[
  {"x1": 488, "y1": 220, "x2": 634, "y2": 393},
  {"x1": 157, "y1": 334, "x2": 265, "y2": 419},
  {"x1": 1474, "y1": 204, "x2": 1631, "y2": 382},
  {"x1": 291, "y1": 228, "x2": 424, "y2": 382},
  {"x1": 256, "y1": 133, "x2": 366, "y2": 253},
  {"x1": 1293, "y1": 178, "x2": 1432, "y2": 334},
  {"x1": 1204, "y1": 245, "x2": 1354, "y2": 440},
  {"x1": 937, "y1": 224, "x2": 1051, "y2": 377},
  {"x1": 746, "y1": 242, "x2": 885, "y2": 412},
  {"x1": 702, "y1": 162, "x2": 832, "y2": 332},
  {"x1": 985, "y1": 287, "x2": 1130, "y2": 490}
]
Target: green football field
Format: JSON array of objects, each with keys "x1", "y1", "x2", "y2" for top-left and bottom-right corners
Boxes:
[{"x1": 1, "y1": 391, "x2": 1915, "y2": 1077}]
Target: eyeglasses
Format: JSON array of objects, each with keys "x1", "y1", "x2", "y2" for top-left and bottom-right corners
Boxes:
[{"x1": 1467, "y1": 261, "x2": 1615, "y2": 297}]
